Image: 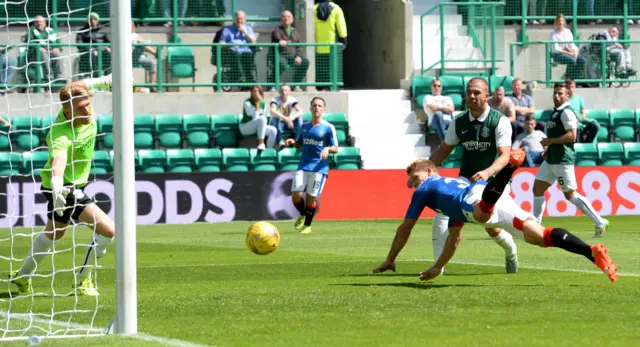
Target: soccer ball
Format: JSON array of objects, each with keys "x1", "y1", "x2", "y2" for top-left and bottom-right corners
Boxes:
[{"x1": 246, "y1": 221, "x2": 280, "y2": 255}]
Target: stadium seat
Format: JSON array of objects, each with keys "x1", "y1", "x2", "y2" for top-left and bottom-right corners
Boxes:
[
  {"x1": 462, "y1": 75, "x2": 489, "y2": 92},
  {"x1": 585, "y1": 109, "x2": 611, "y2": 142},
  {"x1": 155, "y1": 114, "x2": 183, "y2": 148},
  {"x1": 97, "y1": 115, "x2": 114, "y2": 149},
  {"x1": 597, "y1": 143, "x2": 624, "y2": 166},
  {"x1": 333, "y1": 147, "x2": 361, "y2": 170},
  {"x1": 90, "y1": 150, "x2": 111, "y2": 174},
  {"x1": 574, "y1": 143, "x2": 598, "y2": 166},
  {"x1": 134, "y1": 114, "x2": 155, "y2": 148},
  {"x1": 623, "y1": 142, "x2": 640, "y2": 165},
  {"x1": 183, "y1": 114, "x2": 211, "y2": 148},
  {"x1": 533, "y1": 109, "x2": 553, "y2": 123},
  {"x1": 12, "y1": 116, "x2": 41, "y2": 150},
  {"x1": 211, "y1": 114, "x2": 240, "y2": 148},
  {"x1": 411, "y1": 75, "x2": 435, "y2": 107},
  {"x1": 250, "y1": 148, "x2": 278, "y2": 171},
  {"x1": 222, "y1": 148, "x2": 250, "y2": 172},
  {"x1": 110, "y1": 150, "x2": 139, "y2": 171},
  {"x1": 440, "y1": 75, "x2": 465, "y2": 109},
  {"x1": 442, "y1": 145, "x2": 463, "y2": 168},
  {"x1": 167, "y1": 46, "x2": 196, "y2": 92},
  {"x1": 22, "y1": 151, "x2": 48, "y2": 175},
  {"x1": 0, "y1": 123, "x2": 10, "y2": 150},
  {"x1": 39, "y1": 115, "x2": 56, "y2": 139},
  {"x1": 610, "y1": 109, "x2": 637, "y2": 141},
  {"x1": 166, "y1": 149, "x2": 195, "y2": 173},
  {"x1": 302, "y1": 112, "x2": 312, "y2": 122},
  {"x1": 194, "y1": 148, "x2": 223, "y2": 172},
  {"x1": 137, "y1": 149, "x2": 166, "y2": 173},
  {"x1": 324, "y1": 112, "x2": 349, "y2": 145},
  {"x1": 278, "y1": 148, "x2": 301, "y2": 171},
  {"x1": 0, "y1": 152, "x2": 22, "y2": 175},
  {"x1": 489, "y1": 74, "x2": 514, "y2": 94}
]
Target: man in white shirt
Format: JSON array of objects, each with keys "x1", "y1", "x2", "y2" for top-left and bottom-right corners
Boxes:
[
  {"x1": 269, "y1": 84, "x2": 304, "y2": 146},
  {"x1": 422, "y1": 79, "x2": 454, "y2": 141},
  {"x1": 603, "y1": 26, "x2": 636, "y2": 76},
  {"x1": 512, "y1": 115, "x2": 546, "y2": 167}
]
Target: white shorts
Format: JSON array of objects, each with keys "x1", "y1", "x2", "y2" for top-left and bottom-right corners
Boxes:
[
  {"x1": 291, "y1": 170, "x2": 327, "y2": 197},
  {"x1": 534, "y1": 161, "x2": 577, "y2": 192},
  {"x1": 465, "y1": 185, "x2": 534, "y2": 241}
]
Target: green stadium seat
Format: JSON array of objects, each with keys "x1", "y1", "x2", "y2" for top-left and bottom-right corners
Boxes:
[
  {"x1": 624, "y1": 142, "x2": 640, "y2": 165},
  {"x1": 610, "y1": 109, "x2": 637, "y2": 141},
  {"x1": 138, "y1": 149, "x2": 166, "y2": 173},
  {"x1": 109, "y1": 150, "x2": 139, "y2": 171},
  {"x1": 250, "y1": 148, "x2": 278, "y2": 171},
  {"x1": 167, "y1": 46, "x2": 196, "y2": 91},
  {"x1": 12, "y1": 116, "x2": 41, "y2": 150},
  {"x1": 39, "y1": 115, "x2": 57, "y2": 139},
  {"x1": 440, "y1": 75, "x2": 464, "y2": 92},
  {"x1": 411, "y1": 75, "x2": 435, "y2": 107},
  {"x1": 22, "y1": 151, "x2": 48, "y2": 175},
  {"x1": 222, "y1": 148, "x2": 250, "y2": 172},
  {"x1": 91, "y1": 150, "x2": 111, "y2": 174},
  {"x1": 597, "y1": 143, "x2": 624, "y2": 166},
  {"x1": 0, "y1": 152, "x2": 22, "y2": 175},
  {"x1": 97, "y1": 115, "x2": 114, "y2": 149},
  {"x1": 302, "y1": 112, "x2": 312, "y2": 122},
  {"x1": 333, "y1": 147, "x2": 361, "y2": 170},
  {"x1": 194, "y1": 148, "x2": 222, "y2": 172},
  {"x1": 489, "y1": 74, "x2": 515, "y2": 94},
  {"x1": 211, "y1": 114, "x2": 240, "y2": 148},
  {"x1": 533, "y1": 109, "x2": 553, "y2": 123},
  {"x1": 442, "y1": 145, "x2": 463, "y2": 168},
  {"x1": 0, "y1": 123, "x2": 10, "y2": 150},
  {"x1": 574, "y1": 143, "x2": 598, "y2": 166},
  {"x1": 155, "y1": 114, "x2": 183, "y2": 148},
  {"x1": 446, "y1": 93, "x2": 464, "y2": 109},
  {"x1": 324, "y1": 112, "x2": 349, "y2": 145},
  {"x1": 183, "y1": 114, "x2": 211, "y2": 148},
  {"x1": 166, "y1": 149, "x2": 195, "y2": 173},
  {"x1": 278, "y1": 148, "x2": 301, "y2": 171},
  {"x1": 134, "y1": 114, "x2": 155, "y2": 148},
  {"x1": 585, "y1": 109, "x2": 611, "y2": 142},
  {"x1": 462, "y1": 75, "x2": 489, "y2": 92}
]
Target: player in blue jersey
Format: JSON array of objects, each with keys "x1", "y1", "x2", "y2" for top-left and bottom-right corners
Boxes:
[
  {"x1": 284, "y1": 96, "x2": 339, "y2": 234},
  {"x1": 373, "y1": 149, "x2": 618, "y2": 282}
]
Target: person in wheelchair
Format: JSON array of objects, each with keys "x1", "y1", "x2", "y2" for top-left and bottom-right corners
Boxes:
[{"x1": 602, "y1": 26, "x2": 637, "y2": 77}]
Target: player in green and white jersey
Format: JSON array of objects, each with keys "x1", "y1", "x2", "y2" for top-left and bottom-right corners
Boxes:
[
  {"x1": 10, "y1": 75, "x2": 116, "y2": 296},
  {"x1": 532, "y1": 83, "x2": 609, "y2": 237}
]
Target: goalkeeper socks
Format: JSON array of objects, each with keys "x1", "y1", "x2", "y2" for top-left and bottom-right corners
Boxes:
[
  {"x1": 304, "y1": 202, "x2": 317, "y2": 227},
  {"x1": 491, "y1": 231, "x2": 518, "y2": 260},
  {"x1": 543, "y1": 227, "x2": 595, "y2": 262},
  {"x1": 479, "y1": 165, "x2": 518, "y2": 213},
  {"x1": 77, "y1": 234, "x2": 113, "y2": 280},
  {"x1": 533, "y1": 196, "x2": 546, "y2": 223},
  {"x1": 20, "y1": 232, "x2": 54, "y2": 276},
  {"x1": 293, "y1": 199, "x2": 305, "y2": 216}
]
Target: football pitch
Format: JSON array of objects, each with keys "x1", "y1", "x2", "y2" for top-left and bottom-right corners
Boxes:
[{"x1": 1, "y1": 216, "x2": 639, "y2": 346}]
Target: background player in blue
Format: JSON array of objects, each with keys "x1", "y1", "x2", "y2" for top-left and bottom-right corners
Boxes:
[
  {"x1": 284, "y1": 96, "x2": 338, "y2": 234},
  {"x1": 372, "y1": 150, "x2": 618, "y2": 283}
]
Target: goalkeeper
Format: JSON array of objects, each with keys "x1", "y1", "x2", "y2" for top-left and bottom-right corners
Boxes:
[{"x1": 10, "y1": 75, "x2": 115, "y2": 296}]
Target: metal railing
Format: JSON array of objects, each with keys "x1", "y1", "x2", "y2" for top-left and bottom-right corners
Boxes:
[
  {"x1": 0, "y1": 42, "x2": 344, "y2": 92},
  {"x1": 420, "y1": 1, "x2": 505, "y2": 76},
  {"x1": 509, "y1": 39, "x2": 639, "y2": 88}
]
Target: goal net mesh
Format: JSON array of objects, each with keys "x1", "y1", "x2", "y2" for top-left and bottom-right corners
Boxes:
[{"x1": 0, "y1": 1, "x2": 115, "y2": 340}]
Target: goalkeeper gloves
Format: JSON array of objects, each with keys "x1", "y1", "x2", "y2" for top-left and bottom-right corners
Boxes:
[{"x1": 50, "y1": 176, "x2": 70, "y2": 217}]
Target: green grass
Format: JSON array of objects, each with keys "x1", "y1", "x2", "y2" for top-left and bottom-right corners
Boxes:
[{"x1": 1, "y1": 216, "x2": 640, "y2": 346}]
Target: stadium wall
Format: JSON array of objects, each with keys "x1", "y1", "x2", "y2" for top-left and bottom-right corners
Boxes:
[{"x1": 1, "y1": 167, "x2": 638, "y2": 227}]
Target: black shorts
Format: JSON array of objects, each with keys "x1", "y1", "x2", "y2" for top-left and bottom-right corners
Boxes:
[{"x1": 42, "y1": 187, "x2": 94, "y2": 224}]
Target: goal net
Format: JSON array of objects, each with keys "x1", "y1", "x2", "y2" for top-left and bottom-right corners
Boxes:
[{"x1": 0, "y1": 1, "x2": 119, "y2": 341}]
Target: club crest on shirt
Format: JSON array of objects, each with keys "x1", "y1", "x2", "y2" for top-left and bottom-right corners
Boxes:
[{"x1": 480, "y1": 127, "x2": 490, "y2": 138}]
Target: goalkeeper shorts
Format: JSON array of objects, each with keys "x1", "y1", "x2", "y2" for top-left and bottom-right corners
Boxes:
[{"x1": 42, "y1": 187, "x2": 94, "y2": 224}]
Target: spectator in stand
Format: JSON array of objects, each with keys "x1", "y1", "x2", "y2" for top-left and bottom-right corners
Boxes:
[
  {"x1": 270, "y1": 84, "x2": 304, "y2": 147},
  {"x1": 219, "y1": 11, "x2": 257, "y2": 88},
  {"x1": 76, "y1": 13, "x2": 111, "y2": 77},
  {"x1": 314, "y1": 0, "x2": 347, "y2": 90},
  {"x1": 488, "y1": 86, "x2": 518, "y2": 141},
  {"x1": 269, "y1": 10, "x2": 309, "y2": 91},
  {"x1": 603, "y1": 26, "x2": 636, "y2": 76},
  {"x1": 131, "y1": 21, "x2": 158, "y2": 92},
  {"x1": 507, "y1": 78, "x2": 545, "y2": 137},
  {"x1": 513, "y1": 115, "x2": 546, "y2": 167},
  {"x1": 422, "y1": 78, "x2": 454, "y2": 141},
  {"x1": 161, "y1": 0, "x2": 188, "y2": 27},
  {"x1": 240, "y1": 85, "x2": 278, "y2": 150},
  {"x1": 24, "y1": 15, "x2": 62, "y2": 83},
  {"x1": 565, "y1": 78, "x2": 600, "y2": 143},
  {"x1": 550, "y1": 13, "x2": 585, "y2": 80},
  {"x1": 0, "y1": 47, "x2": 17, "y2": 93}
]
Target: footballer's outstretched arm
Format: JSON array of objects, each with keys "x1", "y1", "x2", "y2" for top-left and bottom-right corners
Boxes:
[
  {"x1": 419, "y1": 226, "x2": 463, "y2": 281},
  {"x1": 428, "y1": 142, "x2": 456, "y2": 167},
  {"x1": 68, "y1": 74, "x2": 113, "y2": 91},
  {"x1": 372, "y1": 219, "x2": 417, "y2": 273}
]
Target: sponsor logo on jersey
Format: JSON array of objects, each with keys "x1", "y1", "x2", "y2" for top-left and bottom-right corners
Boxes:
[
  {"x1": 461, "y1": 140, "x2": 491, "y2": 151},
  {"x1": 303, "y1": 138, "x2": 324, "y2": 146},
  {"x1": 74, "y1": 137, "x2": 95, "y2": 153}
]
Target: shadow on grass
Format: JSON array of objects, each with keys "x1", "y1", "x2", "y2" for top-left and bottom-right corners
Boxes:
[
  {"x1": 331, "y1": 282, "x2": 483, "y2": 290},
  {"x1": 0, "y1": 291, "x2": 20, "y2": 299},
  {"x1": 341, "y1": 272, "x2": 505, "y2": 278}
]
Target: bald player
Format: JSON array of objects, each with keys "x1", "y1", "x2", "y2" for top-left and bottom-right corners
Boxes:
[{"x1": 427, "y1": 77, "x2": 519, "y2": 274}]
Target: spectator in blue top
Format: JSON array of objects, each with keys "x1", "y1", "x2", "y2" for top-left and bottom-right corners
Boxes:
[
  {"x1": 0, "y1": 47, "x2": 17, "y2": 93},
  {"x1": 219, "y1": 11, "x2": 257, "y2": 87}
]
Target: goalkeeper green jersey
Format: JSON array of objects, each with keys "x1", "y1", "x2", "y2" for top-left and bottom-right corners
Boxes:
[{"x1": 40, "y1": 109, "x2": 97, "y2": 189}]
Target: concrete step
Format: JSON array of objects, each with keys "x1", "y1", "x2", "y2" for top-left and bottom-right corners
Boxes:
[
  {"x1": 419, "y1": 14, "x2": 463, "y2": 26},
  {"x1": 356, "y1": 134, "x2": 425, "y2": 148},
  {"x1": 348, "y1": 112, "x2": 418, "y2": 127},
  {"x1": 420, "y1": 24, "x2": 468, "y2": 38},
  {"x1": 349, "y1": 122, "x2": 423, "y2": 135}
]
